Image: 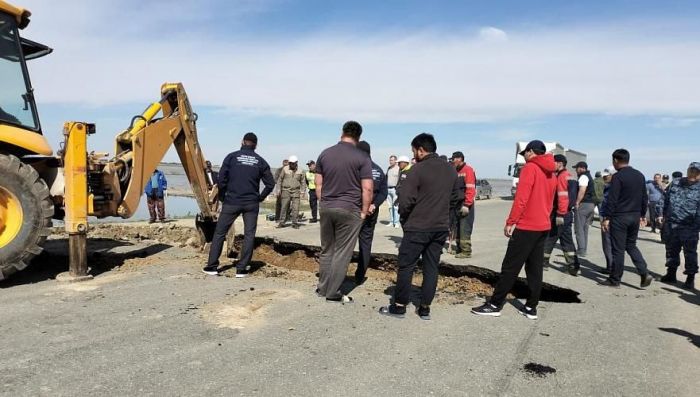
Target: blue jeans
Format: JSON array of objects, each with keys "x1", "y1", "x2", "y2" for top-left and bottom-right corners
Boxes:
[{"x1": 386, "y1": 187, "x2": 399, "y2": 225}]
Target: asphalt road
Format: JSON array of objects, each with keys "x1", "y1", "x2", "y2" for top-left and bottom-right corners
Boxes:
[{"x1": 1, "y1": 199, "x2": 698, "y2": 396}]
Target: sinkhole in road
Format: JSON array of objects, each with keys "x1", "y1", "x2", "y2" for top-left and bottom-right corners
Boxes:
[{"x1": 234, "y1": 236, "x2": 582, "y2": 304}]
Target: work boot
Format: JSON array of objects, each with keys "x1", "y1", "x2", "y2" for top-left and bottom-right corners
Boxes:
[
  {"x1": 568, "y1": 263, "x2": 580, "y2": 277},
  {"x1": 660, "y1": 268, "x2": 677, "y2": 284},
  {"x1": 640, "y1": 273, "x2": 653, "y2": 288},
  {"x1": 683, "y1": 274, "x2": 695, "y2": 290},
  {"x1": 455, "y1": 238, "x2": 472, "y2": 258}
]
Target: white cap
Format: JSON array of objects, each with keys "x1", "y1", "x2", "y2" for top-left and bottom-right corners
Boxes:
[
  {"x1": 602, "y1": 166, "x2": 617, "y2": 177},
  {"x1": 397, "y1": 155, "x2": 411, "y2": 163},
  {"x1": 288, "y1": 155, "x2": 298, "y2": 163}
]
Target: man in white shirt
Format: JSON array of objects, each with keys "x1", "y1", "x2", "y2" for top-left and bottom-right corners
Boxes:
[{"x1": 574, "y1": 161, "x2": 596, "y2": 257}]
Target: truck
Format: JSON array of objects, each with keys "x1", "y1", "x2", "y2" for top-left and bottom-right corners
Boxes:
[
  {"x1": 0, "y1": 1, "x2": 219, "y2": 281},
  {"x1": 507, "y1": 141, "x2": 587, "y2": 197}
]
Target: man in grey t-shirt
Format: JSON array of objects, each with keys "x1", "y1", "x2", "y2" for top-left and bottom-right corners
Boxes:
[{"x1": 315, "y1": 121, "x2": 374, "y2": 303}]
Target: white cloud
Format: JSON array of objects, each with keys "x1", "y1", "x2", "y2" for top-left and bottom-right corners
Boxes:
[
  {"x1": 478, "y1": 27, "x2": 509, "y2": 42},
  {"x1": 18, "y1": 1, "x2": 700, "y2": 124}
]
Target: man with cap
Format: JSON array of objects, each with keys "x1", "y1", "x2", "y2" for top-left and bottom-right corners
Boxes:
[
  {"x1": 355, "y1": 141, "x2": 388, "y2": 285},
  {"x1": 543, "y1": 154, "x2": 580, "y2": 275},
  {"x1": 600, "y1": 149, "x2": 653, "y2": 288},
  {"x1": 574, "y1": 161, "x2": 596, "y2": 257},
  {"x1": 451, "y1": 151, "x2": 477, "y2": 258},
  {"x1": 315, "y1": 121, "x2": 373, "y2": 303},
  {"x1": 472, "y1": 140, "x2": 557, "y2": 320},
  {"x1": 598, "y1": 166, "x2": 617, "y2": 274},
  {"x1": 395, "y1": 155, "x2": 412, "y2": 195},
  {"x1": 305, "y1": 160, "x2": 319, "y2": 223},
  {"x1": 204, "y1": 133, "x2": 275, "y2": 277},
  {"x1": 277, "y1": 155, "x2": 305, "y2": 229},
  {"x1": 657, "y1": 162, "x2": 700, "y2": 290}
]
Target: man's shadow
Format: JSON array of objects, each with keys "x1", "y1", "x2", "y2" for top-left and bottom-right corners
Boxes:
[{"x1": 658, "y1": 327, "x2": 700, "y2": 348}]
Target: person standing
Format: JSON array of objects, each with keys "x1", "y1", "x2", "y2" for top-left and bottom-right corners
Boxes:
[
  {"x1": 379, "y1": 133, "x2": 462, "y2": 320},
  {"x1": 276, "y1": 155, "x2": 305, "y2": 229},
  {"x1": 657, "y1": 162, "x2": 700, "y2": 290},
  {"x1": 305, "y1": 161, "x2": 319, "y2": 223},
  {"x1": 574, "y1": 161, "x2": 596, "y2": 257},
  {"x1": 145, "y1": 168, "x2": 168, "y2": 223},
  {"x1": 646, "y1": 173, "x2": 665, "y2": 233},
  {"x1": 205, "y1": 160, "x2": 218, "y2": 187},
  {"x1": 274, "y1": 159, "x2": 289, "y2": 221},
  {"x1": 451, "y1": 151, "x2": 477, "y2": 259},
  {"x1": 203, "y1": 133, "x2": 275, "y2": 277},
  {"x1": 385, "y1": 155, "x2": 400, "y2": 228},
  {"x1": 315, "y1": 121, "x2": 373, "y2": 303},
  {"x1": 543, "y1": 154, "x2": 579, "y2": 275},
  {"x1": 600, "y1": 149, "x2": 653, "y2": 288},
  {"x1": 598, "y1": 167, "x2": 617, "y2": 274},
  {"x1": 355, "y1": 141, "x2": 388, "y2": 285},
  {"x1": 471, "y1": 140, "x2": 557, "y2": 320}
]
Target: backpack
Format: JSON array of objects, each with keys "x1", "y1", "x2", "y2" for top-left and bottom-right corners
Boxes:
[{"x1": 593, "y1": 177, "x2": 605, "y2": 205}]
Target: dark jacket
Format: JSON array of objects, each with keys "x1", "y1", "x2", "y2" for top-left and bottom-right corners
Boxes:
[
  {"x1": 144, "y1": 170, "x2": 167, "y2": 198},
  {"x1": 660, "y1": 177, "x2": 700, "y2": 231},
  {"x1": 371, "y1": 161, "x2": 388, "y2": 208},
  {"x1": 398, "y1": 153, "x2": 463, "y2": 232},
  {"x1": 218, "y1": 145, "x2": 275, "y2": 206},
  {"x1": 605, "y1": 166, "x2": 648, "y2": 218}
]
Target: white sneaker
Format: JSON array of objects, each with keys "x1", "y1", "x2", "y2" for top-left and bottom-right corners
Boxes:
[{"x1": 394, "y1": 224, "x2": 400, "y2": 229}]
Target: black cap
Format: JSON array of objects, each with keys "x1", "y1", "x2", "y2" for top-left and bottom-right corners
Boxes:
[
  {"x1": 306, "y1": 160, "x2": 315, "y2": 165},
  {"x1": 243, "y1": 132, "x2": 258, "y2": 144},
  {"x1": 672, "y1": 171, "x2": 683, "y2": 178},
  {"x1": 357, "y1": 141, "x2": 371, "y2": 155},
  {"x1": 519, "y1": 140, "x2": 546, "y2": 156},
  {"x1": 574, "y1": 161, "x2": 588, "y2": 169},
  {"x1": 451, "y1": 151, "x2": 465, "y2": 160},
  {"x1": 553, "y1": 154, "x2": 567, "y2": 165}
]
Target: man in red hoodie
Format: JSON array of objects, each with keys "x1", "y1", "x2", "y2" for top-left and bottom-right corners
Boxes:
[
  {"x1": 472, "y1": 140, "x2": 557, "y2": 320},
  {"x1": 451, "y1": 151, "x2": 477, "y2": 258}
]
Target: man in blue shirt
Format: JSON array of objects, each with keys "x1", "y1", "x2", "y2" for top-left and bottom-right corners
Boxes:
[
  {"x1": 646, "y1": 173, "x2": 665, "y2": 233},
  {"x1": 144, "y1": 169, "x2": 167, "y2": 223},
  {"x1": 203, "y1": 133, "x2": 275, "y2": 277}
]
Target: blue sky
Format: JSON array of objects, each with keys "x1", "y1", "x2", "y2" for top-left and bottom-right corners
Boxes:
[{"x1": 18, "y1": 0, "x2": 700, "y2": 177}]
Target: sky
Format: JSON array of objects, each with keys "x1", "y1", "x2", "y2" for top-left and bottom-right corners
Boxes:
[{"x1": 15, "y1": 0, "x2": 700, "y2": 177}]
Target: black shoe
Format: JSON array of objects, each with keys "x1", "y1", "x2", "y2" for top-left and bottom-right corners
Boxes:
[
  {"x1": 640, "y1": 274, "x2": 653, "y2": 288},
  {"x1": 326, "y1": 295, "x2": 353, "y2": 304},
  {"x1": 598, "y1": 278, "x2": 621, "y2": 288},
  {"x1": 309, "y1": 219, "x2": 318, "y2": 223},
  {"x1": 379, "y1": 304, "x2": 406, "y2": 318},
  {"x1": 416, "y1": 305, "x2": 431, "y2": 320},
  {"x1": 471, "y1": 302, "x2": 502, "y2": 317},
  {"x1": 660, "y1": 269, "x2": 677, "y2": 284},
  {"x1": 598, "y1": 267, "x2": 611, "y2": 275},
  {"x1": 235, "y1": 268, "x2": 250, "y2": 278},
  {"x1": 568, "y1": 263, "x2": 580, "y2": 277},
  {"x1": 202, "y1": 267, "x2": 220, "y2": 276},
  {"x1": 519, "y1": 305, "x2": 538, "y2": 320},
  {"x1": 682, "y1": 275, "x2": 695, "y2": 290}
]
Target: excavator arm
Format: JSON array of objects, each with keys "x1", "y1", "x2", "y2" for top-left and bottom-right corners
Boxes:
[{"x1": 61, "y1": 83, "x2": 219, "y2": 278}]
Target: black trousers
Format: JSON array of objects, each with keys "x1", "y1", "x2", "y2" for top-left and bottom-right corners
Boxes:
[
  {"x1": 648, "y1": 202, "x2": 659, "y2": 232},
  {"x1": 543, "y1": 213, "x2": 578, "y2": 265},
  {"x1": 394, "y1": 231, "x2": 448, "y2": 306},
  {"x1": 356, "y1": 208, "x2": 379, "y2": 280},
  {"x1": 665, "y1": 226, "x2": 699, "y2": 275},
  {"x1": 490, "y1": 229, "x2": 548, "y2": 309},
  {"x1": 610, "y1": 213, "x2": 649, "y2": 283},
  {"x1": 207, "y1": 203, "x2": 259, "y2": 270},
  {"x1": 308, "y1": 189, "x2": 318, "y2": 220}
]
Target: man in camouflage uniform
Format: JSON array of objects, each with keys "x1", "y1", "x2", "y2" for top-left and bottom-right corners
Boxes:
[{"x1": 657, "y1": 162, "x2": 700, "y2": 290}]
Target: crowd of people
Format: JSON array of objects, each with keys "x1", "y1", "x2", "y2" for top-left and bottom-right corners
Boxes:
[{"x1": 197, "y1": 124, "x2": 700, "y2": 320}]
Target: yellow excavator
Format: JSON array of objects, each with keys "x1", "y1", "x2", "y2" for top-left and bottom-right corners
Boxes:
[{"x1": 0, "y1": 1, "x2": 219, "y2": 281}]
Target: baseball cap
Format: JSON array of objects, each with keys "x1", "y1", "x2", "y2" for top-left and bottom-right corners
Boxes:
[
  {"x1": 574, "y1": 161, "x2": 589, "y2": 169},
  {"x1": 553, "y1": 154, "x2": 567, "y2": 165},
  {"x1": 451, "y1": 151, "x2": 465, "y2": 160},
  {"x1": 689, "y1": 162, "x2": 700, "y2": 171},
  {"x1": 306, "y1": 160, "x2": 315, "y2": 165},
  {"x1": 288, "y1": 155, "x2": 298, "y2": 163},
  {"x1": 243, "y1": 132, "x2": 258, "y2": 144},
  {"x1": 519, "y1": 140, "x2": 546, "y2": 156},
  {"x1": 397, "y1": 155, "x2": 410, "y2": 163},
  {"x1": 602, "y1": 166, "x2": 617, "y2": 177}
]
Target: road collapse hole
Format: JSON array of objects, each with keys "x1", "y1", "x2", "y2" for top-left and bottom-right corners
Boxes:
[{"x1": 230, "y1": 236, "x2": 581, "y2": 304}]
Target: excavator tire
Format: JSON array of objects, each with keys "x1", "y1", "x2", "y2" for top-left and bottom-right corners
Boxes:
[{"x1": 0, "y1": 154, "x2": 53, "y2": 281}]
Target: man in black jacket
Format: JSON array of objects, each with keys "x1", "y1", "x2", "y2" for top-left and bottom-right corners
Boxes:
[
  {"x1": 379, "y1": 133, "x2": 463, "y2": 320},
  {"x1": 355, "y1": 141, "x2": 388, "y2": 285},
  {"x1": 600, "y1": 149, "x2": 653, "y2": 288},
  {"x1": 204, "y1": 133, "x2": 275, "y2": 277}
]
